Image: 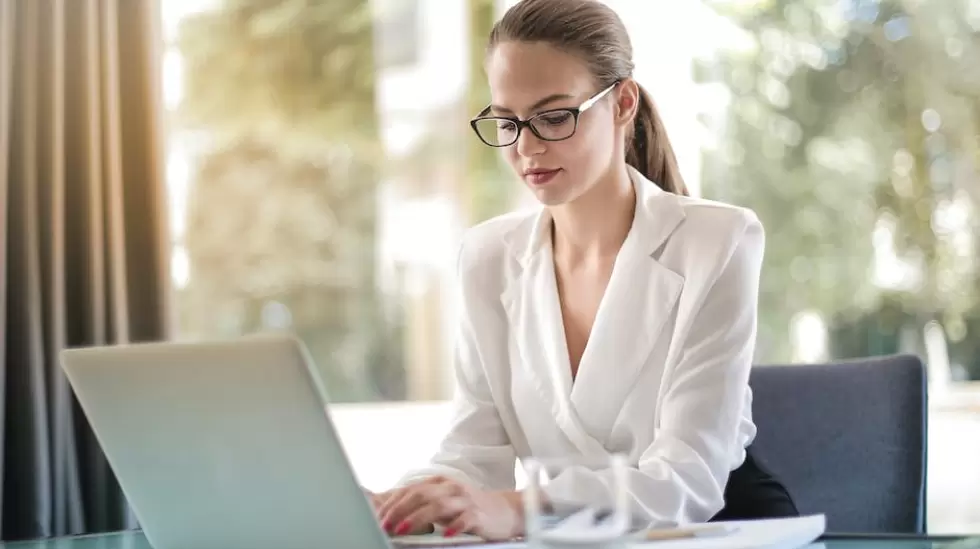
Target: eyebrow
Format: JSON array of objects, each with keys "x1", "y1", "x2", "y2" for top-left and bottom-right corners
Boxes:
[{"x1": 489, "y1": 93, "x2": 576, "y2": 115}]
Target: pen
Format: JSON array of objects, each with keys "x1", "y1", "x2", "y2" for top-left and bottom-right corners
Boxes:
[{"x1": 644, "y1": 524, "x2": 738, "y2": 541}]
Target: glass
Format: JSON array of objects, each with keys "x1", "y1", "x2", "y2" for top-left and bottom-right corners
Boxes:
[
  {"x1": 522, "y1": 455, "x2": 632, "y2": 549},
  {"x1": 161, "y1": 0, "x2": 520, "y2": 406},
  {"x1": 694, "y1": 0, "x2": 980, "y2": 533},
  {"x1": 470, "y1": 82, "x2": 618, "y2": 147},
  {"x1": 158, "y1": 0, "x2": 980, "y2": 530}
]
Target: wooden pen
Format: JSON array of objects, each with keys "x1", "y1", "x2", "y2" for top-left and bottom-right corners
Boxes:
[{"x1": 644, "y1": 524, "x2": 738, "y2": 541}]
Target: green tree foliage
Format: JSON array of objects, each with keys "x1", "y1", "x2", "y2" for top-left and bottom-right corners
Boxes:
[
  {"x1": 698, "y1": 0, "x2": 980, "y2": 375},
  {"x1": 175, "y1": 0, "x2": 404, "y2": 401},
  {"x1": 177, "y1": 0, "x2": 379, "y2": 148},
  {"x1": 467, "y1": 0, "x2": 513, "y2": 224}
]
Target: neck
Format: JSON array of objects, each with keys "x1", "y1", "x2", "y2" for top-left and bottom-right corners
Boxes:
[{"x1": 550, "y1": 164, "x2": 636, "y2": 264}]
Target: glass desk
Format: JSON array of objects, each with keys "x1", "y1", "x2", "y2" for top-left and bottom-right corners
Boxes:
[{"x1": 0, "y1": 531, "x2": 977, "y2": 549}]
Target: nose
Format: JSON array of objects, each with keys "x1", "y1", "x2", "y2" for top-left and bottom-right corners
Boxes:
[{"x1": 515, "y1": 127, "x2": 546, "y2": 157}]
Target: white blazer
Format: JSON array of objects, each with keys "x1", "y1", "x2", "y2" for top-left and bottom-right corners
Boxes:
[{"x1": 399, "y1": 167, "x2": 764, "y2": 526}]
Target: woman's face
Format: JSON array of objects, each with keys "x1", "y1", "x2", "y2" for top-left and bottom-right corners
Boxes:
[{"x1": 484, "y1": 41, "x2": 629, "y2": 207}]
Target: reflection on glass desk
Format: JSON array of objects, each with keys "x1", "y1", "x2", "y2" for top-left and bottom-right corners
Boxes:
[
  {"x1": 0, "y1": 531, "x2": 977, "y2": 549},
  {"x1": 816, "y1": 538, "x2": 980, "y2": 549}
]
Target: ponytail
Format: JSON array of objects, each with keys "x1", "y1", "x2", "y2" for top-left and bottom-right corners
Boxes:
[
  {"x1": 490, "y1": 0, "x2": 687, "y2": 194},
  {"x1": 626, "y1": 83, "x2": 688, "y2": 196}
]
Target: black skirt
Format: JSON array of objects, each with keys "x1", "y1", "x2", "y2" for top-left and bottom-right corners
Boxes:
[{"x1": 711, "y1": 448, "x2": 800, "y2": 521}]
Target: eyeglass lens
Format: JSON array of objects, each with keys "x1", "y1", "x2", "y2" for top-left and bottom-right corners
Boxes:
[{"x1": 473, "y1": 110, "x2": 576, "y2": 146}]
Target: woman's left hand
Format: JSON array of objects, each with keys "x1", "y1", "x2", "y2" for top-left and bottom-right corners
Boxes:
[{"x1": 377, "y1": 476, "x2": 524, "y2": 541}]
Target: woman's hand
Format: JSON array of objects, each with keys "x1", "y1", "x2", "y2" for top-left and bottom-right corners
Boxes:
[
  {"x1": 367, "y1": 490, "x2": 386, "y2": 511},
  {"x1": 377, "y1": 476, "x2": 524, "y2": 541},
  {"x1": 368, "y1": 489, "x2": 435, "y2": 535}
]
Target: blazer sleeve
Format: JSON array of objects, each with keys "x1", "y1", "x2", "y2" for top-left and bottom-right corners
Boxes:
[
  {"x1": 541, "y1": 213, "x2": 764, "y2": 526},
  {"x1": 395, "y1": 239, "x2": 517, "y2": 490}
]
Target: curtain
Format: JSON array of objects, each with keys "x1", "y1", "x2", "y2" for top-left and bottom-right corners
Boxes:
[{"x1": 0, "y1": 0, "x2": 171, "y2": 540}]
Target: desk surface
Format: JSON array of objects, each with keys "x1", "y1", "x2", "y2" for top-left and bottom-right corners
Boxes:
[{"x1": 0, "y1": 531, "x2": 977, "y2": 549}]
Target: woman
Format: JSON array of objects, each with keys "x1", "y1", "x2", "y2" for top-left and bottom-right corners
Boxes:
[{"x1": 374, "y1": 0, "x2": 797, "y2": 540}]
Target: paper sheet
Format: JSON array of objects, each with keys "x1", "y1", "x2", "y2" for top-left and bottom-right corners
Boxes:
[
  {"x1": 631, "y1": 515, "x2": 826, "y2": 549},
  {"x1": 390, "y1": 514, "x2": 826, "y2": 549}
]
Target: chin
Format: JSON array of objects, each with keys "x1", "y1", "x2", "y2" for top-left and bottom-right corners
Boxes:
[
  {"x1": 527, "y1": 180, "x2": 585, "y2": 207},
  {"x1": 533, "y1": 191, "x2": 572, "y2": 207}
]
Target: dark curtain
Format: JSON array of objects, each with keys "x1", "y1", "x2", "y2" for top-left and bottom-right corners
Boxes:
[{"x1": 0, "y1": 0, "x2": 171, "y2": 540}]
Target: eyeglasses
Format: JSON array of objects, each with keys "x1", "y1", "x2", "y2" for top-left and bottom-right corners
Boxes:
[{"x1": 469, "y1": 82, "x2": 619, "y2": 148}]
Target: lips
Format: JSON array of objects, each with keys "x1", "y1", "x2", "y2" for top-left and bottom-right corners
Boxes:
[{"x1": 523, "y1": 168, "x2": 561, "y2": 186}]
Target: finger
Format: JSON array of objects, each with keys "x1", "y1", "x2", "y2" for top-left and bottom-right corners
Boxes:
[
  {"x1": 377, "y1": 478, "x2": 446, "y2": 518},
  {"x1": 443, "y1": 511, "x2": 477, "y2": 538},
  {"x1": 378, "y1": 485, "x2": 423, "y2": 519},
  {"x1": 391, "y1": 519, "x2": 435, "y2": 536},
  {"x1": 447, "y1": 509, "x2": 518, "y2": 542},
  {"x1": 382, "y1": 484, "x2": 454, "y2": 533},
  {"x1": 370, "y1": 493, "x2": 390, "y2": 515},
  {"x1": 396, "y1": 496, "x2": 467, "y2": 535},
  {"x1": 378, "y1": 488, "x2": 421, "y2": 529}
]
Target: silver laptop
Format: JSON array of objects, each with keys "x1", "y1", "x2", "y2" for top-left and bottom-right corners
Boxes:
[{"x1": 60, "y1": 333, "x2": 395, "y2": 549}]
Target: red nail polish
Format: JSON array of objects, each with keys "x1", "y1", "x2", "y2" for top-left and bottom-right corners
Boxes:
[
  {"x1": 444, "y1": 529, "x2": 457, "y2": 537},
  {"x1": 395, "y1": 522, "x2": 411, "y2": 535}
]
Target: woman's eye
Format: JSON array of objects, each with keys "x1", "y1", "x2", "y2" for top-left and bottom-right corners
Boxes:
[{"x1": 540, "y1": 112, "x2": 572, "y2": 125}]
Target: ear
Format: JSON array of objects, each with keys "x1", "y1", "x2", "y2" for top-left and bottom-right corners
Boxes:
[{"x1": 614, "y1": 79, "x2": 640, "y2": 128}]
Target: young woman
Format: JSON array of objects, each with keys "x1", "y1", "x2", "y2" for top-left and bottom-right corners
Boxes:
[{"x1": 373, "y1": 0, "x2": 797, "y2": 540}]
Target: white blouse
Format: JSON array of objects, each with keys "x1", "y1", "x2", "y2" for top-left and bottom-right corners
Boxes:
[{"x1": 399, "y1": 167, "x2": 763, "y2": 526}]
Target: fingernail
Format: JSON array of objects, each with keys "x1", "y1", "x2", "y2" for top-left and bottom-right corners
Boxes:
[
  {"x1": 444, "y1": 529, "x2": 457, "y2": 537},
  {"x1": 395, "y1": 522, "x2": 411, "y2": 535}
]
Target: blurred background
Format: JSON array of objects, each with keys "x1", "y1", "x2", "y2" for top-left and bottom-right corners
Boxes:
[{"x1": 159, "y1": 0, "x2": 980, "y2": 534}]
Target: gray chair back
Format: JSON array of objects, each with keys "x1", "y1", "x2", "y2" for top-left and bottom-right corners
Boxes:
[{"x1": 748, "y1": 355, "x2": 927, "y2": 533}]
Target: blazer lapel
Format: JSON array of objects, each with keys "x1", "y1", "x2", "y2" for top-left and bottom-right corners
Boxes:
[
  {"x1": 569, "y1": 169, "x2": 686, "y2": 441},
  {"x1": 500, "y1": 169, "x2": 686, "y2": 458},
  {"x1": 500, "y1": 210, "x2": 571, "y2": 418},
  {"x1": 501, "y1": 210, "x2": 611, "y2": 458}
]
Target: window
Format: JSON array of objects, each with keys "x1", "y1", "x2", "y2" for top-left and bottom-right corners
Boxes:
[
  {"x1": 374, "y1": 0, "x2": 422, "y2": 69},
  {"x1": 161, "y1": 0, "x2": 980, "y2": 531}
]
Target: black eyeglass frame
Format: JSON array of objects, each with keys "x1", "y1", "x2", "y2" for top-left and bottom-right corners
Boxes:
[{"x1": 469, "y1": 81, "x2": 620, "y2": 148}]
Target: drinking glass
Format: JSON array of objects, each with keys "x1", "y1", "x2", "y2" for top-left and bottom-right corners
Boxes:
[{"x1": 521, "y1": 454, "x2": 632, "y2": 549}]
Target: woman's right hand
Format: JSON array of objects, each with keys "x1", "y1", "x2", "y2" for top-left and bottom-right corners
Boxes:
[
  {"x1": 364, "y1": 490, "x2": 435, "y2": 535},
  {"x1": 368, "y1": 489, "x2": 435, "y2": 535},
  {"x1": 368, "y1": 490, "x2": 390, "y2": 511}
]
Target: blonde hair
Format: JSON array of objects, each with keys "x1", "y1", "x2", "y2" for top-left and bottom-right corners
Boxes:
[{"x1": 488, "y1": 0, "x2": 688, "y2": 195}]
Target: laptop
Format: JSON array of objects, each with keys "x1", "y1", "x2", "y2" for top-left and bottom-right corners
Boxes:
[{"x1": 60, "y1": 333, "x2": 399, "y2": 549}]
